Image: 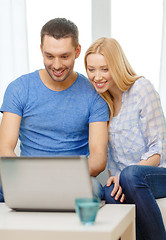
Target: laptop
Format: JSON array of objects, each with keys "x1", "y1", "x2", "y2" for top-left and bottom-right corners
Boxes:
[{"x1": 0, "y1": 155, "x2": 93, "y2": 211}]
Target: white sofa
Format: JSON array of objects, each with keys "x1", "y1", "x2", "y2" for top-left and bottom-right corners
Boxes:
[{"x1": 97, "y1": 168, "x2": 166, "y2": 228}]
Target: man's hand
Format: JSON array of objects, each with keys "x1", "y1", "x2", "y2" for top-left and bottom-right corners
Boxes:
[{"x1": 106, "y1": 175, "x2": 125, "y2": 203}]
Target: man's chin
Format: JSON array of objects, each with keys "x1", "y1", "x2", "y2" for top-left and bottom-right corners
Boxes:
[
  {"x1": 45, "y1": 67, "x2": 73, "y2": 83},
  {"x1": 49, "y1": 71, "x2": 67, "y2": 82}
]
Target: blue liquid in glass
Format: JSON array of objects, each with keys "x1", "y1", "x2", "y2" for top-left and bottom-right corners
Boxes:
[{"x1": 77, "y1": 202, "x2": 99, "y2": 225}]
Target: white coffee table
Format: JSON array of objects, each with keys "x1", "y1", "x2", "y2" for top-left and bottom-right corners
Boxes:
[{"x1": 0, "y1": 203, "x2": 135, "y2": 240}]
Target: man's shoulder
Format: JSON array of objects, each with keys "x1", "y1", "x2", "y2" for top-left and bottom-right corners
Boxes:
[
  {"x1": 8, "y1": 70, "x2": 39, "y2": 90},
  {"x1": 15, "y1": 70, "x2": 38, "y2": 83},
  {"x1": 76, "y1": 74, "x2": 109, "y2": 113},
  {"x1": 77, "y1": 73, "x2": 96, "y2": 91},
  {"x1": 8, "y1": 70, "x2": 37, "y2": 84},
  {"x1": 77, "y1": 73, "x2": 89, "y2": 83}
]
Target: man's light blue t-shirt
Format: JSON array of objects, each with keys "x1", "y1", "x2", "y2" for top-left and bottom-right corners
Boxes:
[{"x1": 0, "y1": 71, "x2": 109, "y2": 156}]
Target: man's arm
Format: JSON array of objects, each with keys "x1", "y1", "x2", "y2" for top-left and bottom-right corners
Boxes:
[
  {"x1": 0, "y1": 112, "x2": 21, "y2": 156},
  {"x1": 88, "y1": 121, "x2": 108, "y2": 177}
]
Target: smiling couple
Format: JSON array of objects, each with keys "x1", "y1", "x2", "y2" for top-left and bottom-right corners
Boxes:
[{"x1": 0, "y1": 18, "x2": 166, "y2": 240}]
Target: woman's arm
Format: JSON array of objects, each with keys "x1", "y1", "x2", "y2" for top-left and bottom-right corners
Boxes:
[
  {"x1": 137, "y1": 153, "x2": 160, "y2": 166},
  {"x1": 139, "y1": 80, "x2": 166, "y2": 164}
]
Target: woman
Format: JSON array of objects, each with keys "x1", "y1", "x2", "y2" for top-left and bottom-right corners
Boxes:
[{"x1": 84, "y1": 37, "x2": 166, "y2": 240}]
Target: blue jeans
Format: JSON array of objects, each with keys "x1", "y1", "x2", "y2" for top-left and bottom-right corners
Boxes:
[
  {"x1": 105, "y1": 165, "x2": 166, "y2": 240},
  {"x1": 0, "y1": 184, "x2": 4, "y2": 202}
]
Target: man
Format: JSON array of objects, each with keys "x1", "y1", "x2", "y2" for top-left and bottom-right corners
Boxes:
[{"x1": 0, "y1": 18, "x2": 109, "y2": 201}]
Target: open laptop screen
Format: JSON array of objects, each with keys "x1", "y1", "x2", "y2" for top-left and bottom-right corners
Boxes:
[{"x1": 0, "y1": 155, "x2": 93, "y2": 211}]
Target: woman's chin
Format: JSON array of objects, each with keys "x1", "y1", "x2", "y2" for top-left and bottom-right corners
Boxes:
[{"x1": 94, "y1": 85, "x2": 106, "y2": 94}]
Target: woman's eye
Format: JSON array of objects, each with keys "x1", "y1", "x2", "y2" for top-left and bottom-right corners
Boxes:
[{"x1": 102, "y1": 68, "x2": 108, "y2": 72}]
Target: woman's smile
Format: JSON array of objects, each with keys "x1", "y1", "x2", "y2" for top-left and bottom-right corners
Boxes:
[{"x1": 93, "y1": 80, "x2": 107, "y2": 88}]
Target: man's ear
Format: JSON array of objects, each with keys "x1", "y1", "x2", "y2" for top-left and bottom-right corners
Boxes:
[
  {"x1": 40, "y1": 44, "x2": 43, "y2": 55},
  {"x1": 75, "y1": 44, "x2": 81, "y2": 59}
]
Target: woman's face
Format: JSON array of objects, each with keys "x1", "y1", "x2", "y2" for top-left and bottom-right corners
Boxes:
[{"x1": 86, "y1": 53, "x2": 114, "y2": 94}]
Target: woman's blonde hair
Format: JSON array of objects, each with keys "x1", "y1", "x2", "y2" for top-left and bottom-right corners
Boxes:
[{"x1": 84, "y1": 37, "x2": 141, "y2": 120}]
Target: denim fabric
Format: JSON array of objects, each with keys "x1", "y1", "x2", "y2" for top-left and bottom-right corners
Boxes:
[
  {"x1": 104, "y1": 183, "x2": 124, "y2": 204},
  {"x1": 120, "y1": 165, "x2": 166, "y2": 240},
  {"x1": 0, "y1": 184, "x2": 4, "y2": 202}
]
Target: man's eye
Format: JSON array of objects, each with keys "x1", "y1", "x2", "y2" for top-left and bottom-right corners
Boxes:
[
  {"x1": 47, "y1": 55, "x2": 53, "y2": 59},
  {"x1": 88, "y1": 68, "x2": 94, "y2": 72},
  {"x1": 62, "y1": 55, "x2": 68, "y2": 59}
]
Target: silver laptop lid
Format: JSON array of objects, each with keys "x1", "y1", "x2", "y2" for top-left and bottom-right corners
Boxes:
[{"x1": 0, "y1": 156, "x2": 93, "y2": 211}]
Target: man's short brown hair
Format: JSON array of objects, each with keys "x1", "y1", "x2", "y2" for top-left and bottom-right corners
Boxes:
[{"x1": 41, "y1": 18, "x2": 79, "y2": 48}]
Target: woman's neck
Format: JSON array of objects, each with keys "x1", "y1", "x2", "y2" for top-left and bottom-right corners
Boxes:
[{"x1": 108, "y1": 88, "x2": 123, "y2": 117}]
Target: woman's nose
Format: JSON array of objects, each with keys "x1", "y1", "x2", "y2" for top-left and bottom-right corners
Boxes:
[{"x1": 94, "y1": 71, "x2": 102, "y2": 81}]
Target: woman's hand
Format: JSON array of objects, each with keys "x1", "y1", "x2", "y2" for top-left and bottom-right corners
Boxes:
[{"x1": 106, "y1": 175, "x2": 125, "y2": 203}]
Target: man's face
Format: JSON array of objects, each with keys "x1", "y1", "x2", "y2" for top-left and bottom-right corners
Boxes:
[{"x1": 41, "y1": 35, "x2": 80, "y2": 83}]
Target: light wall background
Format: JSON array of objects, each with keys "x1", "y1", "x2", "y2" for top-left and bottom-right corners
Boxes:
[{"x1": 0, "y1": 0, "x2": 165, "y2": 116}]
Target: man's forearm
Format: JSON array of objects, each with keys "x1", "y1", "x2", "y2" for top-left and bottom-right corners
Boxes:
[
  {"x1": 88, "y1": 153, "x2": 107, "y2": 177},
  {"x1": 0, "y1": 145, "x2": 16, "y2": 157}
]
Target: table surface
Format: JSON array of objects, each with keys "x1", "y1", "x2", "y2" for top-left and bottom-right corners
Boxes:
[{"x1": 0, "y1": 203, "x2": 135, "y2": 240}]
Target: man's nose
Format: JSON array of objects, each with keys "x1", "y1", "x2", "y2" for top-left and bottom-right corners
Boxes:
[{"x1": 53, "y1": 58, "x2": 62, "y2": 70}]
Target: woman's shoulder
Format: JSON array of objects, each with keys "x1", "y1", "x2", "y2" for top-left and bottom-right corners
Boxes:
[
  {"x1": 129, "y1": 77, "x2": 157, "y2": 96},
  {"x1": 125, "y1": 77, "x2": 160, "y2": 109},
  {"x1": 133, "y1": 77, "x2": 153, "y2": 89}
]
